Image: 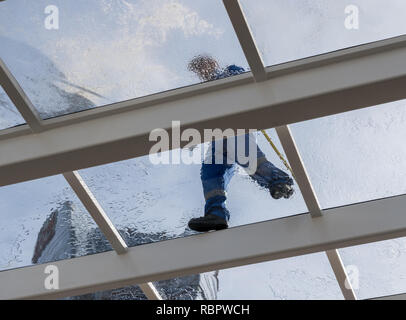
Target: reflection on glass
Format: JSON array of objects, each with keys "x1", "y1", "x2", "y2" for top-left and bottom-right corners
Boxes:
[
  {"x1": 0, "y1": 86, "x2": 25, "y2": 130},
  {"x1": 68, "y1": 252, "x2": 343, "y2": 300},
  {"x1": 0, "y1": 0, "x2": 247, "y2": 119},
  {"x1": 79, "y1": 129, "x2": 307, "y2": 247},
  {"x1": 240, "y1": 0, "x2": 406, "y2": 66},
  {"x1": 0, "y1": 175, "x2": 110, "y2": 272},
  {"x1": 291, "y1": 99, "x2": 406, "y2": 209},
  {"x1": 339, "y1": 237, "x2": 406, "y2": 299}
]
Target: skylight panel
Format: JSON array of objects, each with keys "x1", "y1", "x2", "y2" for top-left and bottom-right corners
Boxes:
[
  {"x1": 290, "y1": 99, "x2": 406, "y2": 209},
  {"x1": 240, "y1": 0, "x2": 406, "y2": 66},
  {"x1": 0, "y1": 0, "x2": 248, "y2": 119}
]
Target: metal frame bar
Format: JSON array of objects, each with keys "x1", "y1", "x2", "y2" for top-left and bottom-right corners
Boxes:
[
  {"x1": 0, "y1": 3, "x2": 405, "y2": 300},
  {"x1": 138, "y1": 283, "x2": 163, "y2": 300},
  {"x1": 1, "y1": 36, "x2": 406, "y2": 186},
  {"x1": 223, "y1": 0, "x2": 267, "y2": 82},
  {"x1": 275, "y1": 126, "x2": 322, "y2": 218},
  {"x1": 371, "y1": 293, "x2": 406, "y2": 300},
  {"x1": 1, "y1": 33, "x2": 405, "y2": 142},
  {"x1": 221, "y1": 1, "x2": 358, "y2": 299},
  {"x1": 0, "y1": 58, "x2": 43, "y2": 133},
  {"x1": 62, "y1": 171, "x2": 162, "y2": 300},
  {"x1": 1, "y1": 193, "x2": 406, "y2": 299},
  {"x1": 275, "y1": 126, "x2": 356, "y2": 299},
  {"x1": 62, "y1": 171, "x2": 128, "y2": 254}
]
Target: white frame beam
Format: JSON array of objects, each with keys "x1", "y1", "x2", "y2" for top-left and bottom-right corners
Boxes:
[
  {"x1": 62, "y1": 171, "x2": 128, "y2": 254},
  {"x1": 138, "y1": 283, "x2": 163, "y2": 300},
  {"x1": 62, "y1": 171, "x2": 162, "y2": 299},
  {"x1": 1, "y1": 36, "x2": 406, "y2": 187},
  {"x1": 223, "y1": 0, "x2": 267, "y2": 82},
  {"x1": 372, "y1": 293, "x2": 406, "y2": 300},
  {"x1": 275, "y1": 125, "x2": 356, "y2": 299},
  {"x1": 1, "y1": 194, "x2": 406, "y2": 300},
  {"x1": 275, "y1": 126, "x2": 322, "y2": 217},
  {"x1": 325, "y1": 249, "x2": 357, "y2": 300},
  {"x1": 0, "y1": 3, "x2": 404, "y2": 301},
  {"x1": 224, "y1": 2, "x2": 357, "y2": 299}
]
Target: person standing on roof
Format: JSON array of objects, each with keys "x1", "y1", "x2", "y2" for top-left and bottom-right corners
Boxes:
[{"x1": 187, "y1": 54, "x2": 294, "y2": 232}]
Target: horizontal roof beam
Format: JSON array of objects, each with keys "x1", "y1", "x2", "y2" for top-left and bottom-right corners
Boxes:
[
  {"x1": 1, "y1": 193, "x2": 406, "y2": 299},
  {"x1": 371, "y1": 293, "x2": 406, "y2": 300},
  {"x1": 1, "y1": 36, "x2": 406, "y2": 186}
]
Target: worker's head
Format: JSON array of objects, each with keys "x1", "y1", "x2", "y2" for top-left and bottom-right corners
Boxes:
[{"x1": 188, "y1": 54, "x2": 219, "y2": 81}]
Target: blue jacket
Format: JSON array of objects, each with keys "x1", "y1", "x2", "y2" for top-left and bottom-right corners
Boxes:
[{"x1": 212, "y1": 65, "x2": 245, "y2": 80}]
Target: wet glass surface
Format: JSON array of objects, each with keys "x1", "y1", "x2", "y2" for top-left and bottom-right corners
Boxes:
[
  {"x1": 0, "y1": 0, "x2": 247, "y2": 119},
  {"x1": 339, "y1": 237, "x2": 406, "y2": 299}
]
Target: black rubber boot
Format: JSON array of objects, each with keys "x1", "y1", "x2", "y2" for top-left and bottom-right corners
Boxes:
[
  {"x1": 269, "y1": 183, "x2": 294, "y2": 199},
  {"x1": 188, "y1": 214, "x2": 228, "y2": 232}
]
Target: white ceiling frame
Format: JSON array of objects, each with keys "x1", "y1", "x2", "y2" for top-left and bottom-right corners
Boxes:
[
  {"x1": 0, "y1": 58, "x2": 44, "y2": 133},
  {"x1": 0, "y1": 35, "x2": 406, "y2": 187},
  {"x1": 62, "y1": 171, "x2": 129, "y2": 254},
  {"x1": 0, "y1": 10, "x2": 405, "y2": 300},
  {"x1": 222, "y1": 0, "x2": 324, "y2": 217},
  {"x1": 276, "y1": 125, "x2": 356, "y2": 300},
  {"x1": 275, "y1": 126, "x2": 322, "y2": 218},
  {"x1": 221, "y1": 1, "x2": 357, "y2": 299},
  {"x1": 274, "y1": 115, "x2": 356, "y2": 300},
  {"x1": 372, "y1": 293, "x2": 406, "y2": 300},
  {"x1": 325, "y1": 249, "x2": 357, "y2": 300},
  {"x1": 1, "y1": 193, "x2": 406, "y2": 299},
  {"x1": 138, "y1": 283, "x2": 163, "y2": 300},
  {"x1": 222, "y1": 0, "x2": 267, "y2": 82}
]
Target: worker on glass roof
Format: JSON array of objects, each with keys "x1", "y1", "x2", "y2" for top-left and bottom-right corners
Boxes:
[{"x1": 187, "y1": 55, "x2": 294, "y2": 232}]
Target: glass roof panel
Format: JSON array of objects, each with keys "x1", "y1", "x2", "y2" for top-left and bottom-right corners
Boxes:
[
  {"x1": 240, "y1": 0, "x2": 406, "y2": 66},
  {"x1": 0, "y1": 175, "x2": 111, "y2": 273},
  {"x1": 0, "y1": 0, "x2": 247, "y2": 119},
  {"x1": 0, "y1": 85, "x2": 25, "y2": 130},
  {"x1": 79, "y1": 129, "x2": 308, "y2": 248},
  {"x1": 67, "y1": 252, "x2": 343, "y2": 300},
  {"x1": 290, "y1": 99, "x2": 406, "y2": 209},
  {"x1": 339, "y1": 237, "x2": 406, "y2": 299}
]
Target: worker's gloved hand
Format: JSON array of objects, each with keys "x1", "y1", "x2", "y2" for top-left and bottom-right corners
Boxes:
[{"x1": 269, "y1": 183, "x2": 294, "y2": 200}]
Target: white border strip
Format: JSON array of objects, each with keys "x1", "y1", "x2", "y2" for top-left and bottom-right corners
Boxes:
[
  {"x1": 325, "y1": 249, "x2": 357, "y2": 300},
  {"x1": 275, "y1": 125, "x2": 356, "y2": 299},
  {"x1": 1, "y1": 194, "x2": 406, "y2": 299}
]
